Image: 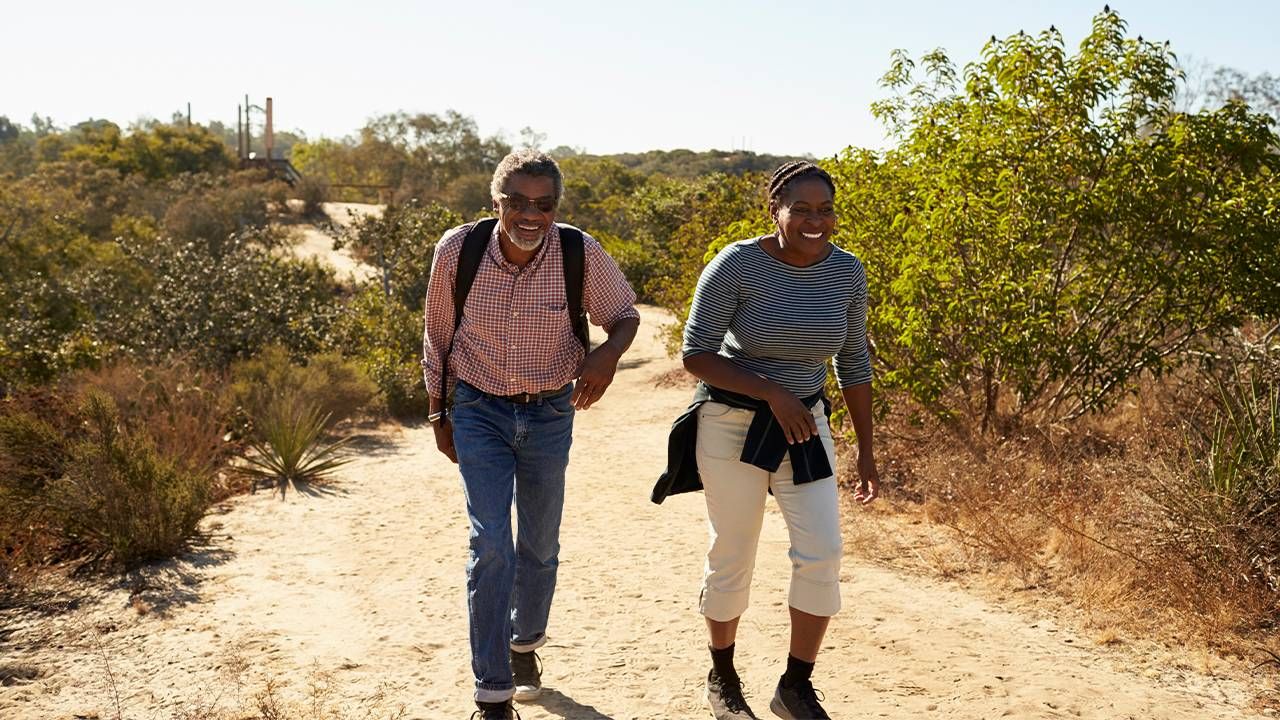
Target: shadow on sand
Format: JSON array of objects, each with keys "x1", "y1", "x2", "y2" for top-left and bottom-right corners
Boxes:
[{"x1": 524, "y1": 689, "x2": 616, "y2": 720}]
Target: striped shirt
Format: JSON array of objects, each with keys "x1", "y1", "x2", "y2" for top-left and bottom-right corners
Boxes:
[
  {"x1": 421, "y1": 221, "x2": 639, "y2": 398},
  {"x1": 682, "y1": 237, "x2": 872, "y2": 397}
]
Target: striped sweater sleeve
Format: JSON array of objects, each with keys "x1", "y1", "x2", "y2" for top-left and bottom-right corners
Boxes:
[
  {"x1": 681, "y1": 245, "x2": 740, "y2": 358},
  {"x1": 833, "y1": 256, "x2": 872, "y2": 387}
]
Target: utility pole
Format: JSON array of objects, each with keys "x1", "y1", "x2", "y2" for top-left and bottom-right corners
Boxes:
[
  {"x1": 244, "y1": 93, "x2": 251, "y2": 157},
  {"x1": 265, "y1": 97, "x2": 274, "y2": 161}
]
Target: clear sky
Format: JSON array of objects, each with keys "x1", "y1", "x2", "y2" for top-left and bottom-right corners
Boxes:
[{"x1": 4, "y1": 0, "x2": 1277, "y2": 157}]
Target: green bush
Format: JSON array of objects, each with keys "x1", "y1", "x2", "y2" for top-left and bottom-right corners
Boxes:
[
  {"x1": 1, "y1": 361, "x2": 233, "y2": 573},
  {"x1": 0, "y1": 409, "x2": 68, "y2": 499},
  {"x1": 328, "y1": 285, "x2": 428, "y2": 418},
  {"x1": 114, "y1": 235, "x2": 341, "y2": 369},
  {"x1": 295, "y1": 175, "x2": 330, "y2": 218},
  {"x1": 62, "y1": 122, "x2": 232, "y2": 181},
  {"x1": 228, "y1": 346, "x2": 377, "y2": 431},
  {"x1": 162, "y1": 180, "x2": 276, "y2": 256},
  {"x1": 340, "y1": 200, "x2": 463, "y2": 309},
  {"x1": 48, "y1": 392, "x2": 213, "y2": 567},
  {"x1": 0, "y1": 170, "x2": 338, "y2": 392}
]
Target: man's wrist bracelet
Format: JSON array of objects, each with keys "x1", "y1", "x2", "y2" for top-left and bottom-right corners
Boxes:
[{"x1": 427, "y1": 409, "x2": 448, "y2": 424}]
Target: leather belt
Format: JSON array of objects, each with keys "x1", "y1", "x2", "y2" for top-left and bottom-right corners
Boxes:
[{"x1": 495, "y1": 383, "x2": 571, "y2": 404}]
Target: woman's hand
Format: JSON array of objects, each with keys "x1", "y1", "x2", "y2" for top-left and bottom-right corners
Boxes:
[
  {"x1": 854, "y1": 452, "x2": 879, "y2": 504},
  {"x1": 764, "y1": 384, "x2": 819, "y2": 445}
]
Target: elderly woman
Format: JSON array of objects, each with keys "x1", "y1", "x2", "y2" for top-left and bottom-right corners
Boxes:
[{"x1": 679, "y1": 162, "x2": 879, "y2": 720}]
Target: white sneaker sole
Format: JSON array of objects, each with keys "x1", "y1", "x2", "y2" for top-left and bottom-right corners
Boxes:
[{"x1": 513, "y1": 685, "x2": 542, "y2": 702}]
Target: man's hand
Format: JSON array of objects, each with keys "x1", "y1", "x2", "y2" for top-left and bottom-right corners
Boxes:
[
  {"x1": 854, "y1": 452, "x2": 879, "y2": 504},
  {"x1": 571, "y1": 344, "x2": 622, "y2": 410},
  {"x1": 433, "y1": 418, "x2": 458, "y2": 463}
]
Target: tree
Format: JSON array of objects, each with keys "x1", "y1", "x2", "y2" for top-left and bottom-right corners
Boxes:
[
  {"x1": 290, "y1": 110, "x2": 512, "y2": 205},
  {"x1": 1206, "y1": 67, "x2": 1280, "y2": 122},
  {"x1": 829, "y1": 10, "x2": 1280, "y2": 428},
  {"x1": 63, "y1": 122, "x2": 233, "y2": 180},
  {"x1": 340, "y1": 200, "x2": 464, "y2": 309},
  {"x1": 0, "y1": 117, "x2": 17, "y2": 144}
]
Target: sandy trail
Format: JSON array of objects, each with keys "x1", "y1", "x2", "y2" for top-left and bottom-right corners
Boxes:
[
  {"x1": 0, "y1": 306, "x2": 1259, "y2": 719},
  {"x1": 288, "y1": 202, "x2": 383, "y2": 283}
]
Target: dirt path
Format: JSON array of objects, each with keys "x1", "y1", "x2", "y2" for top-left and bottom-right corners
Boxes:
[
  {"x1": 287, "y1": 202, "x2": 382, "y2": 283},
  {"x1": 0, "y1": 307, "x2": 1260, "y2": 719}
]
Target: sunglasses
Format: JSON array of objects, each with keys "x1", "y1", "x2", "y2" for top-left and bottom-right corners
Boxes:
[{"x1": 499, "y1": 193, "x2": 557, "y2": 214}]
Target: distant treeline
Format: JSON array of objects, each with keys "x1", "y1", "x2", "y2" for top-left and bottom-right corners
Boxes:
[{"x1": 550, "y1": 147, "x2": 806, "y2": 179}]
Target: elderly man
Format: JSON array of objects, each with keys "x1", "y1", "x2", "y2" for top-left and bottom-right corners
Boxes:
[{"x1": 422, "y1": 150, "x2": 640, "y2": 719}]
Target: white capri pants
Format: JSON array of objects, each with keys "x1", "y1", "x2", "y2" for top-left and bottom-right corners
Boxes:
[{"x1": 696, "y1": 400, "x2": 842, "y2": 621}]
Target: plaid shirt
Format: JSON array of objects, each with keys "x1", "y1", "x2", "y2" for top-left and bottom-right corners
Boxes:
[{"x1": 421, "y1": 221, "x2": 639, "y2": 398}]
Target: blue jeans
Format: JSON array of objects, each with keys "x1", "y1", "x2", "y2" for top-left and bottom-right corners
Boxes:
[{"x1": 450, "y1": 379, "x2": 575, "y2": 703}]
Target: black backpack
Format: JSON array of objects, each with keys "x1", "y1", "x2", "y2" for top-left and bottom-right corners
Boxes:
[{"x1": 440, "y1": 218, "x2": 589, "y2": 397}]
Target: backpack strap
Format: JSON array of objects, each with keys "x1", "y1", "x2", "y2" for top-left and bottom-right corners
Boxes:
[
  {"x1": 454, "y1": 218, "x2": 497, "y2": 332},
  {"x1": 558, "y1": 224, "x2": 590, "y2": 352},
  {"x1": 440, "y1": 218, "x2": 497, "y2": 401}
]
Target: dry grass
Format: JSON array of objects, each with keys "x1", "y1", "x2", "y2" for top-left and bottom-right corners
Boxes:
[
  {"x1": 0, "y1": 359, "x2": 241, "y2": 580},
  {"x1": 839, "y1": 370, "x2": 1280, "y2": 706}
]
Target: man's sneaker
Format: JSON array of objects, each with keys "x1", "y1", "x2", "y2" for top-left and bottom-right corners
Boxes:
[
  {"x1": 510, "y1": 649, "x2": 542, "y2": 701},
  {"x1": 769, "y1": 677, "x2": 831, "y2": 719},
  {"x1": 471, "y1": 699, "x2": 519, "y2": 719},
  {"x1": 706, "y1": 668, "x2": 760, "y2": 719}
]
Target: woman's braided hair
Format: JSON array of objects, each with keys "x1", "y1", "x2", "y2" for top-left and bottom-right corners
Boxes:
[{"x1": 767, "y1": 161, "x2": 836, "y2": 202}]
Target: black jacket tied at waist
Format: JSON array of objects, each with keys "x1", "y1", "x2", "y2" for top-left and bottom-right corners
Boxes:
[{"x1": 651, "y1": 383, "x2": 832, "y2": 504}]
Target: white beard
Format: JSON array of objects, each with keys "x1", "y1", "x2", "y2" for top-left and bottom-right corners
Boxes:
[{"x1": 507, "y1": 227, "x2": 544, "y2": 252}]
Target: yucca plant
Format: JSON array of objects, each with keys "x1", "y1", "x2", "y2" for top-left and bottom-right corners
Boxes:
[
  {"x1": 1155, "y1": 361, "x2": 1280, "y2": 595},
  {"x1": 240, "y1": 394, "x2": 353, "y2": 498}
]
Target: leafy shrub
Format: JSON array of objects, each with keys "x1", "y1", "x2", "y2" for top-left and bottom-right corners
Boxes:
[
  {"x1": 1, "y1": 361, "x2": 232, "y2": 573},
  {"x1": 228, "y1": 346, "x2": 376, "y2": 431},
  {"x1": 295, "y1": 175, "x2": 330, "y2": 218},
  {"x1": 113, "y1": 235, "x2": 341, "y2": 369},
  {"x1": 62, "y1": 122, "x2": 232, "y2": 181},
  {"x1": 0, "y1": 401, "x2": 72, "y2": 575},
  {"x1": 0, "y1": 171, "x2": 337, "y2": 392},
  {"x1": 162, "y1": 180, "x2": 277, "y2": 256},
  {"x1": 339, "y1": 200, "x2": 462, "y2": 309},
  {"x1": 328, "y1": 286, "x2": 428, "y2": 418},
  {"x1": 0, "y1": 408, "x2": 70, "y2": 499}
]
